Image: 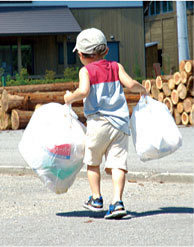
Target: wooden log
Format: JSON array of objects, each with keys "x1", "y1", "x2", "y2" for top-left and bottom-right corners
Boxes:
[
  {"x1": 0, "y1": 82, "x2": 79, "y2": 94},
  {"x1": 181, "y1": 112, "x2": 189, "y2": 126},
  {"x1": 179, "y1": 60, "x2": 186, "y2": 72},
  {"x1": 0, "y1": 110, "x2": 11, "y2": 130},
  {"x1": 162, "y1": 83, "x2": 171, "y2": 96},
  {"x1": 183, "y1": 97, "x2": 194, "y2": 113},
  {"x1": 189, "y1": 104, "x2": 194, "y2": 125},
  {"x1": 71, "y1": 106, "x2": 86, "y2": 124},
  {"x1": 177, "y1": 102, "x2": 184, "y2": 114},
  {"x1": 187, "y1": 76, "x2": 194, "y2": 97},
  {"x1": 11, "y1": 109, "x2": 33, "y2": 130},
  {"x1": 163, "y1": 97, "x2": 173, "y2": 114},
  {"x1": 173, "y1": 72, "x2": 181, "y2": 85},
  {"x1": 184, "y1": 60, "x2": 194, "y2": 73},
  {"x1": 177, "y1": 83, "x2": 187, "y2": 100},
  {"x1": 174, "y1": 109, "x2": 181, "y2": 125},
  {"x1": 1, "y1": 90, "x2": 84, "y2": 112},
  {"x1": 168, "y1": 78, "x2": 175, "y2": 90},
  {"x1": 158, "y1": 92, "x2": 164, "y2": 102},
  {"x1": 142, "y1": 79, "x2": 156, "y2": 93},
  {"x1": 180, "y1": 70, "x2": 190, "y2": 84},
  {"x1": 171, "y1": 90, "x2": 179, "y2": 105},
  {"x1": 156, "y1": 75, "x2": 173, "y2": 89},
  {"x1": 151, "y1": 85, "x2": 160, "y2": 100},
  {"x1": 1, "y1": 90, "x2": 25, "y2": 113}
]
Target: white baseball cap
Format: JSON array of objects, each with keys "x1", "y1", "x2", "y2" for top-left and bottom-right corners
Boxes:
[{"x1": 73, "y1": 28, "x2": 107, "y2": 54}]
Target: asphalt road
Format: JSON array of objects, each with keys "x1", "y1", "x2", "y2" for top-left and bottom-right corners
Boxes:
[
  {"x1": 0, "y1": 126, "x2": 194, "y2": 177},
  {"x1": 0, "y1": 174, "x2": 193, "y2": 246}
]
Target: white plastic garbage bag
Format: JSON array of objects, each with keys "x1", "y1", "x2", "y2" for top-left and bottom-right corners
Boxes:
[
  {"x1": 19, "y1": 103, "x2": 86, "y2": 194},
  {"x1": 130, "y1": 96, "x2": 182, "y2": 162}
]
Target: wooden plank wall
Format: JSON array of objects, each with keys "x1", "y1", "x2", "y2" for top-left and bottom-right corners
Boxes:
[
  {"x1": 33, "y1": 35, "x2": 58, "y2": 75},
  {"x1": 145, "y1": 4, "x2": 194, "y2": 76},
  {"x1": 71, "y1": 7, "x2": 146, "y2": 77}
]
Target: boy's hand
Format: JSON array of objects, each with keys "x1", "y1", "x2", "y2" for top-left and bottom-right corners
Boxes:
[
  {"x1": 140, "y1": 88, "x2": 149, "y2": 97},
  {"x1": 64, "y1": 91, "x2": 73, "y2": 104}
]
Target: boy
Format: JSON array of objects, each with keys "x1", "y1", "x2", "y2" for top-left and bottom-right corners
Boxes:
[{"x1": 64, "y1": 28, "x2": 147, "y2": 219}]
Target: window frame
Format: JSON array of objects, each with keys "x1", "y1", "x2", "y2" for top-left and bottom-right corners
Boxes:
[{"x1": 149, "y1": 1, "x2": 173, "y2": 16}]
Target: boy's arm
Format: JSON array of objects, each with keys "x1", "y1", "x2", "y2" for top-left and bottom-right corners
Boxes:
[
  {"x1": 64, "y1": 67, "x2": 90, "y2": 104},
  {"x1": 118, "y1": 63, "x2": 147, "y2": 95}
]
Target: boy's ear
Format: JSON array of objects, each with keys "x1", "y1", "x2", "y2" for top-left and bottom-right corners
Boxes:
[{"x1": 104, "y1": 47, "x2": 109, "y2": 56}]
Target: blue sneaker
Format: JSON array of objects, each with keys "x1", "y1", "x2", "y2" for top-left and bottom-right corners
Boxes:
[
  {"x1": 104, "y1": 201, "x2": 127, "y2": 219},
  {"x1": 83, "y1": 196, "x2": 103, "y2": 212}
]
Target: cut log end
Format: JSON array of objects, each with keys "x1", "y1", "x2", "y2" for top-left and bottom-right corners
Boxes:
[
  {"x1": 177, "y1": 102, "x2": 184, "y2": 114},
  {"x1": 184, "y1": 60, "x2": 194, "y2": 73},
  {"x1": 171, "y1": 90, "x2": 179, "y2": 105},
  {"x1": 158, "y1": 92, "x2": 164, "y2": 102},
  {"x1": 163, "y1": 97, "x2": 173, "y2": 114},
  {"x1": 11, "y1": 109, "x2": 33, "y2": 130},
  {"x1": 179, "y1": 60, "x2": 186, "y2": 72},
  {"x1": 174, "y1": 109, "x2": 181, "y2": 125},
  {"x1": 173, "y1": 72, "x2": 181, "y2": 85},
  {"x1": 181, "y1": 112, "x2": 189, "y2": 126},
  {"x1": 168, "y1": 78, "x2": 175, "y2": 90},
  {"x1": 177, "y1": 83, "x2": 187, "y2": 100},
  {"x1": 183, "y1": 97, "x2": 194, "y2": 113}
]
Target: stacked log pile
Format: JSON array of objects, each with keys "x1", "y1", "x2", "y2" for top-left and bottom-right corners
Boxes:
[
  {"x1": 143, "y1": 60, "x2": 194, "y2": 126},
  {"x1": 0, "y1": 82, "x2": 140, "y2": 130}
]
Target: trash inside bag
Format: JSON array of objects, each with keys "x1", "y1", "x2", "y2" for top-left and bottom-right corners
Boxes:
[
  {"x1": 130, "y1": 96, "x2": 182, "y2": 162},
  {"x1": 19, "y1": 103, "x2": 86, "y2": 194}
]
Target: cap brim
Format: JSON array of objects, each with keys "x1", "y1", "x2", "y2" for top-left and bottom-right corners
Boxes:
[{"x1": 72, "y1": 46, "x2": 77, "y2": 53}]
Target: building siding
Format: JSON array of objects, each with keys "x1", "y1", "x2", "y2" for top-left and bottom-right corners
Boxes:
[
  {"x1": 71, "y1": 7, "x2": 145, "y2": 77},
  {"x1": 145, "y1": 2, "x2": 193, "y2": 75}
]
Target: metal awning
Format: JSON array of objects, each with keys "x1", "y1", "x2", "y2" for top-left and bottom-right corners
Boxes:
[{"x1": 0, "y1": 6, "x2": 81, "y2": 36}]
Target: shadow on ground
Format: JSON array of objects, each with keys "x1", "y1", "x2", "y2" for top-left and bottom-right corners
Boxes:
[{"x1": 56, "y1": 206, "x2": 194, "y2": 220}]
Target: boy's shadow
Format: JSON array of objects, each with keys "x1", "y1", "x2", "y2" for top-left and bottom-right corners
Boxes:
[{"x1": 56, "y1": 206, "x2": 194, "y2": 220}]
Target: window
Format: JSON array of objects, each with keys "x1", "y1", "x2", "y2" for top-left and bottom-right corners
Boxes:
[
  {"x1": 186, "y1": 1, "x2": 194, "y2": 10},
  {"x1": 67, "y1": 43, "x2": 76, "y2": 65},
  {"x1": 156, "y1": 1, "x2": 160, "y2": 15},
  {"x1": 162, "y1": 1, "x2": 168, "y2": 13},
  {"x1": 0, "y1": 44, "x2": 33, "y2": 75},
  {"x1": 149, "y1": 1, "x2": 173, "y2": 16},
  {"x1": 58, "y1": 42, "x2": 76, "y2": 65}
]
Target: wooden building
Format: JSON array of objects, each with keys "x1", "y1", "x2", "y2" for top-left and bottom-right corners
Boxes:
[
  {"x1": 144, "y1": 1, "x2": 194, "y2": 77},
  {"x1": 0, "y1": 1, "x2": 145, "y2": 78}
]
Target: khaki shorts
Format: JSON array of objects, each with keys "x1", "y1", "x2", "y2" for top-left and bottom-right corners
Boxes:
[{"x1": 83, "y1": 115, "x2": 129, "y2": 173}]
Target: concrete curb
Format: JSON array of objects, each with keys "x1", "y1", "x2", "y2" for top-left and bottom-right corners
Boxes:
[{"x1": 0, "y1": 166, "x2": 194, "y2": 183}]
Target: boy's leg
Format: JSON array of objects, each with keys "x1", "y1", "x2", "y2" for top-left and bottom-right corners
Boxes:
[
  {"x1": 87, "y1": 165, "x2": 101, "y2": 199},
  {"x1": 83, "y1": 165, "x2": 103, "y2": 212},
  {"x1": 111, "y1": 168, "x2": 125, "y2": 203},
  {"x1": 104, "y1": 168, "x2": 127, "y2": 219}
]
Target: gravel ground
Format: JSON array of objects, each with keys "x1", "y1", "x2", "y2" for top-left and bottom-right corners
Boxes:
[{"x1": 0, "y1": 174, "x2": 193, "y2": 246}]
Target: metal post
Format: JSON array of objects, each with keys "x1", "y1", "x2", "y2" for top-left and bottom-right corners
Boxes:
[
  {"x1": 176, "y1": 1, "x2": 190, "y2": 63},
  {"x1": 2, "y1": 74, "x2": 6, "y2": 87}
]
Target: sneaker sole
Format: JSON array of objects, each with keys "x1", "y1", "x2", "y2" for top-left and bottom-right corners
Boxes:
[
  {"x1": 83, "y1": 204, "x2": 104, "y2": 212},
  {"x1": 104, "y1": 210, "x2": 127, "y2": 219}
]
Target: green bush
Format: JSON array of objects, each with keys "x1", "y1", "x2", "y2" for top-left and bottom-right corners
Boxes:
[
  {"x1": 0, "y1": 67, "x2": 80, "y2": 87},
  {"x1": 20, "y1": 68, "x2": 29, "y2": 80},
  {"x1": 45, "y1": 70, "x2": 56, "y2": 81},
  {"x1": 64, "y1": 67, "x2": 79, "y2": 81}
]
